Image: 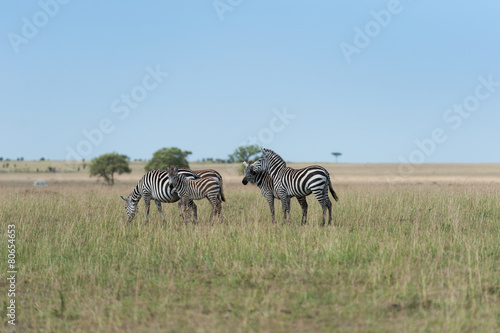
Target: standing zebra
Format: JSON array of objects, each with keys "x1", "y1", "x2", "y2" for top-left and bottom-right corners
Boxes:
[
  {"x1": 242, "y1": 161, "x2": 310, "y2": 224},
  {"x1": 120, "y1": 169, "x2": 200, "y2": 224},
  {"x1": 250, "y1": 148, "x2": 339, "y2": 225},
  {"x1": 168, "y1": 165, "x2": 224, "y2": 223}
]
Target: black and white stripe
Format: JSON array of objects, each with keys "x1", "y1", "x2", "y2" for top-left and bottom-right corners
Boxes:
[
  {"x1": 177, "y1": 167, "x2": 223, "y2": 188},
  {"x1": 250, "y1": 148, "x2": 339, "y2": 225},
  {"x1": 242, "y1": 161, "x2": 312, "y2": 224},
  {"x1": 242, "y1": 161, "x2": 279, "y2": 223},
  {"x1": 168, "y1": 165, "x2": 224, "y2": 223},
  {"x1": 120, "y1": 168, "x2": 200, "y2": 223}
]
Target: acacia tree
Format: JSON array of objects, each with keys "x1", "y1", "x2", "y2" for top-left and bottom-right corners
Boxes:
[
  {"x1": 332, "y1": 152, "x2": 342, "y2": 163},
  {"x1": 145, "y1": 147, "x2": 191, "y2": 171},
  {"x1": 228, "y1": 145, "x2": 261, "y2": 163},
  {"x1": 89, "y1": 153, "x2": 131, "y2": 185}
]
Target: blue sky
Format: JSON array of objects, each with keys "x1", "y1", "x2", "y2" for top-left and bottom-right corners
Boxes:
[{"x1": 1, "y1": 1, "x2": 499, "y2": 163}]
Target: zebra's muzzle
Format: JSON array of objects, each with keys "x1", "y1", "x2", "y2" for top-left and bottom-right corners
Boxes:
[{"x1": 242, "y1": 177, "x2": 248, "y2": 185}]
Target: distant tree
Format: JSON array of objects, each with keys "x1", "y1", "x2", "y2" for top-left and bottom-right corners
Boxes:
[
  {"x1": 89, "y1": 153, "x2": 131, "y2": 185},
  {"x1": 228, "y1": 145, "x2": 261, "y2": 163},
  {"x1": 332, "y1": 152, "x2": 342, "y2": 163},
  {"x1": 40, "y1": 157, "x2": 45, "y2": 161},
  {"x1": 145, "y1": 147, "x2": 191, "y2": 171}
]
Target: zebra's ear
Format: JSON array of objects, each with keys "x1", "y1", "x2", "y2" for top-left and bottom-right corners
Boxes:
[
  {"x1": 262, "y1": 148, "x2": 269, "y2": 157},
  {"x1": 120, "y1": 196, "x2": 128, "y2": 202},
  {"x1": 174, "y1": 165, "x2": 179, "y2": 173},
  {"x1": 243, "y1": 161, "x2": 248, "y2": 167}
]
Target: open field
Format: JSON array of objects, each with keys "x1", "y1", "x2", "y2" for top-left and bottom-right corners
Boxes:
[
  {"x1": 1, "y1": 162, "x2": 499, "y2": 332},
  {"x1": 2, "y1": 160, "x2": 500, "y2": 186}
]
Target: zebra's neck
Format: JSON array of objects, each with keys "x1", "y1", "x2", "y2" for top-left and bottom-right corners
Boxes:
[
  {"x1": 267, "y1": 152, "x2": 286, "y2": 178},
  {"x1": 254, "y1": 172, "x2": 269, "y2": 187},
  {"x1": 129, "y1": 179, "x2": 143, "y2": 203},
  {"x1": 175, "y1": 173, "x2": 189, "y2": 193}
]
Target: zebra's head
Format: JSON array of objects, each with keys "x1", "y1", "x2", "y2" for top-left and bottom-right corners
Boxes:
[
  {"x1": 252, "y1": 148, "x2": 285, "y2": 175},
  {"x1": 167, "y1": 165, "x2": 180, "y2": 190},
  {"x1": 251, "y1": 148, "x2": 271, "y2": 173},
  {"x1": 242, "y1": 161, "x2": 257, "y2": 185},
  {"x1": 120, "y1": 195, "x2": 139, "y2": 222}
]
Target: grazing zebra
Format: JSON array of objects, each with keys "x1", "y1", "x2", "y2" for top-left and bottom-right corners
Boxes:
[
  {"x1": 250, "y1": 148, "x2": 339, "y2": 225},
  {"x1": 167, "y1": 165, "x2": 225, "y2": 223},
  {"x1": 120, "y1": 169, "x2": 200, "y2": 223}
]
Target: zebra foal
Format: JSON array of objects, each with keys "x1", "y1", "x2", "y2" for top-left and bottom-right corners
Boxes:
[
  {"x1": 167, "y1": 165, "x2": 225, "y2": 223},
  {"x1": 250, "y1": 148, "x2": 339, "y2": 226}
]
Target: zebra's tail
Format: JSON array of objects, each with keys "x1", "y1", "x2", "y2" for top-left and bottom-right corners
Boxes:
[
  {"x1": 219, "y1": 182, "x2": 226, "y2": 202},
  {"x1": 328, "y1": 179, "x2": 339, "y2": 202}
]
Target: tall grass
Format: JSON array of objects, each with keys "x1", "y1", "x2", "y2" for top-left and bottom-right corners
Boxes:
[{"x1": 1, "y1": 183, "x2": 499, "y2": 332}]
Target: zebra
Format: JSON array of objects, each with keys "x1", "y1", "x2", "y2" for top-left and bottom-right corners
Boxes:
[
  {"x1": 120, "y1": 168, "x2": 202, "y2": 224},
  {"x1": 242, "y1": 160, "x2": 311, "y2": 224},
  {"x1": 167, "y1": 165, "x2": 225, "y2": 223},
  {"x1": 165, "y1": 166, "x2": 224, "y2": 221},
  {"x1": 250, "y1": 148, "x2": 339, "y2": 225}
]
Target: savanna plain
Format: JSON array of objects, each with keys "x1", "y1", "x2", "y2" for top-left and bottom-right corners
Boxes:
[{"x1": 1, "y1": 161, "x2": 499, "y2": 332}]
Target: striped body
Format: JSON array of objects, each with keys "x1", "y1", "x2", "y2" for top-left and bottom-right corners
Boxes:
[
  {"x1": 251, "y1": 148, "x2": 339, "y2": 225},
  {"x1": 121, "y1": 169, "x2": 199, "y2": 223},
  {"x1": 168, "y1": 166, "x2": 224, "y2": 223}
]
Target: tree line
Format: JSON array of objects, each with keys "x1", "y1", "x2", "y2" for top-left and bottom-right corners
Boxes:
[{"x1": 89, "y1": 145, "x2": 261, "y2": 185}]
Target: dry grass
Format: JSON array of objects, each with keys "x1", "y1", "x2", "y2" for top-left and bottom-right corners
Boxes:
[{"x1": 0, "y1": 162, "x2": 499, "y2": 332}]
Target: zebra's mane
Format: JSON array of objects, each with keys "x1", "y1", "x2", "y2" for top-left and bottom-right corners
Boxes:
[{"x1": 263, "y1": 148, "x2": 286, "y2": 168}]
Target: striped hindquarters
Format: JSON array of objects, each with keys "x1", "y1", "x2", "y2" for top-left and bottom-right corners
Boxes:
[
  {"x1": 279, "y1": 166, "x2": 331, "y2": 198},
  {"x1": 182, "y1": 177, "x2": 222, "y2": 201},
  {"x1": 191, "y1": 169, "x2": 224, "y2": 202}
]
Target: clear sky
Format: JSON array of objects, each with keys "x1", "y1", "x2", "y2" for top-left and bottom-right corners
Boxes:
[{"x1": 1, "y1": 1, "x2": 499, "y2": 163}]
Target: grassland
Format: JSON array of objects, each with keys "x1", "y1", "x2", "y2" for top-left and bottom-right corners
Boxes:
[{"x1": 1, "y1": 162, "x2": 499, "y2": 332}]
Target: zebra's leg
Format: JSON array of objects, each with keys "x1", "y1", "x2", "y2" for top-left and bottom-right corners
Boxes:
[
  {"x1": 219, "y1": 197, "x2": 223, "y2": 221},
  {"x1": 177, "y1": 201, "x2": 184, "y2": 218},
  {"x1": 313, "y1": 189, "x2": 331, "y2": 226},
  {"x1": 208, "y1": 199, "x2": 215, "y2": 223},
  {"x1": 266, "y1": 195, "x2": 276, "y2": 223},
  {"x1": 181, "y1": 198, "x2": 192, "y2": 223},
  {"x1": 327, "y1": 197, "x2": 333, "y2": 225},
  {"x1": 207, "y1": 195, "x2": 220, "y2": 223},
  {"x1": 155, "y1": 200, "x2": 165, "y2": 222},
  {"x1": 189, "y1": 200, "x2": 198, "y2": 222},
  {"x1": 324, "y1": 190, "x2": 333, "y2": 225},
  {"x1": 143, "y1": 196, "x2": 151, "y2": 224},
  {"x1": 296, "y1": 196, "x2": 308, "y2": 225},
  {"x1": 280, "y1": 196, "x2": 291, "y2": 223},
  {"x1": 215, "y1": 200, "x2": 223, "y2": 221}
]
